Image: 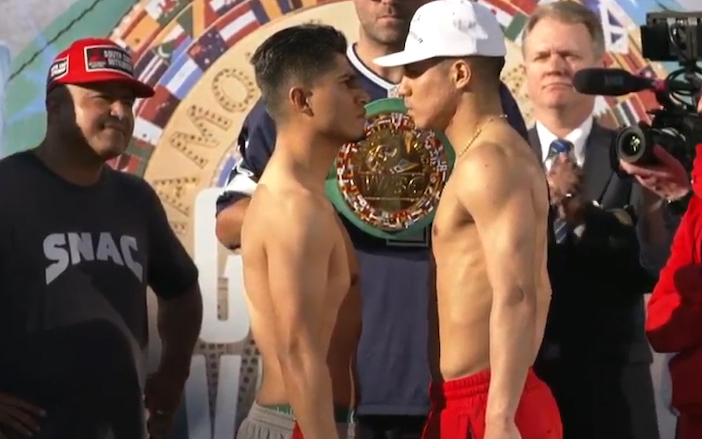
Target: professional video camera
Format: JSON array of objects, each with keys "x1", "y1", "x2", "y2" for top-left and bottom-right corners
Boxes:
[{"x1": 572, "y1": 11, "x2": 702, "y2": 175}]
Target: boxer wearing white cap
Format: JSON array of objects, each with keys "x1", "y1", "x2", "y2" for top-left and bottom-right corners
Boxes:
[{"x1": 375, "y1": 1, "x2": 562, "y2": 439}]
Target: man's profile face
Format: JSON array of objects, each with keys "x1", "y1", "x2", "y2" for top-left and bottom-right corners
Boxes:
[
  {"x1": 65, "y1": 82, "x2": 136, "y2": 160},
  {"x1": 398, "y1": 59, "x2": 458, "y2": 131},
  {"x1": 308, "y1": 54, "x2": 370, "y2": 144},
  {"x1": 354, "y1": 0, "x2": 426, "y2": 46},
  {"x1": 523, "y1": 17, "x2": 602, "y2": 111}
]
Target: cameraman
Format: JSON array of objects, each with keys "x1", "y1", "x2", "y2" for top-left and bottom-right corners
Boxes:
[{"x1": 621, "y1": 97, "x2": 702, "y2": 439}]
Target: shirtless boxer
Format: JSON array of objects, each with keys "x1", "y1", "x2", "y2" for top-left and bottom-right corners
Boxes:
[
  {"x1": 374, "y1": 1, "x2": 561, "y2": 439},
  {"x1": 238, "y1": 24, "x2": 367, "y2": 439}
]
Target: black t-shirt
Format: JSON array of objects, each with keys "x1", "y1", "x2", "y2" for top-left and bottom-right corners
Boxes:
[{"x1": 0, "y1": 151, "x2": 198, "y2": 439}]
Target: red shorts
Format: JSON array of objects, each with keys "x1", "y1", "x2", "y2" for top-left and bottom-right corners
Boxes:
[
  {"x1": 421, "y1": 367, "x2": 562, "y2": 439},
  {"x1": 293, "y1": 423, "x2": 302, "y2": 439},
  {"x1": 677, "y1": 414, "x2": 702, "y2": 439}
]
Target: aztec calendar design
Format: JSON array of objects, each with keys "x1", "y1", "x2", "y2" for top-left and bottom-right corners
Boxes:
[
  {"x1": 332, "y1": 100, "x2": 452, "y2": 236},
  {"x1": 3, "y1": 0, "x2": 683, "y2": 432}
]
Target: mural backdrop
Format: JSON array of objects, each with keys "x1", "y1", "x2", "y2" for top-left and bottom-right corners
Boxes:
[{"x1": 0, "y1": 0, "x2": 699, "y2": 438}]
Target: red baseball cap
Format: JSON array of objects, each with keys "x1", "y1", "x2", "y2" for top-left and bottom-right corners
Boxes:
[{"x1": 47, "y1": 37, "x2": 154, "y2": 98}]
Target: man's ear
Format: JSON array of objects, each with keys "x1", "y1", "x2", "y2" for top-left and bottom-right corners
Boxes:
[
  {"x1": 46, "y1": 85, "x2": 71, "y2": 117},
  {"x1": 595, "y1": 53, "x2": 606, "y2": 68},
  {"x1": 451, "y1": 59, "x2": 472, "y2": 90},
  {"x1": 289, "y1": 87, "x2": 313, "y2": 116}
]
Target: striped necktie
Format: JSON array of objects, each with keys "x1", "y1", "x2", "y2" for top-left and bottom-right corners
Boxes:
[
  {"x1": 547, "y1": 139, "x2": 574, "y2": 244},
  {"x1": 554, "y1": 212, "x2": 569, "y2": 244}
]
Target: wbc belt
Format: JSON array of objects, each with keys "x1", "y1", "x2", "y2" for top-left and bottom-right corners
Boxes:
[{"x1": 325, "y1": 98, "x2": 455, "y2": 240}]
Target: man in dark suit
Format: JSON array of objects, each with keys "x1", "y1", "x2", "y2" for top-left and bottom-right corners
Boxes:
[{"x1": 521, "y1": 2, "x2": 672, "y2": 439}]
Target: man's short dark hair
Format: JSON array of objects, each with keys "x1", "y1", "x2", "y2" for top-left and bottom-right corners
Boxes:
[{"x1": 250, "y1": 24, "x2": 348, "y2": 120}]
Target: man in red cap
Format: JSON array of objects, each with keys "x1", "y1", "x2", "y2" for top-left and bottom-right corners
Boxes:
[{"x1": 0, "y1": 38, "x2": 202, "y2": 439}]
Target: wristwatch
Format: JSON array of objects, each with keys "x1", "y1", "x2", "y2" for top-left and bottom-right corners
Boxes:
[{"x1": 667, "y1": 190, "x2": 693, "y2": 215}]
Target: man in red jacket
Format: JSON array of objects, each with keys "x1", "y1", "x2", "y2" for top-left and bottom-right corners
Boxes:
[
  {"x1": 618, "y1": 97, "x2": 702, "y2": 439},
  {"x1": 644, "y1": 142, "x2": 702, "y2": 439}
]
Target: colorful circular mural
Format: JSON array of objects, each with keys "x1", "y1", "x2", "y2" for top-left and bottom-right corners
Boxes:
[{"x1": 105, "y1": 0, "x2": 688, "y2": 429}]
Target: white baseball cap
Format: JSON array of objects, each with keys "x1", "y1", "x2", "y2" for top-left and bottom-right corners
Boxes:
[{"x1": 374, "y1": 0, "x2": 506, "y2": 68}]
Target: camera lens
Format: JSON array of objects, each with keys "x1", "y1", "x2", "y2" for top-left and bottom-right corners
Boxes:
[
  {"x1": 615, "y1": 125, "x2": 653, "y2": 165},
  {"x1": 620, "y1": 133, "x2": 642, "y2": 158}
]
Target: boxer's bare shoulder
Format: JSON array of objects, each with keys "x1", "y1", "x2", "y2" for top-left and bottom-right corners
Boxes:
[
  {"x1": 449, "y1": 130, "x2": 548, "y2": 225},
  {"x1": 242, "y1": 182, "x2": 351, "y2": 335},
  {"x1": 432, "y1": 124, "x2": 551, "y2": 380}
]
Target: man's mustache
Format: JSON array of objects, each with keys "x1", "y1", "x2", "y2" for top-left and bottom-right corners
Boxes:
[{"x1": 102, "y1": 120, "x2": 130, "y2": 133}]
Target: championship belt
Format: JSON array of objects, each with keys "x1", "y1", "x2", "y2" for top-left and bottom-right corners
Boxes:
[{"x1": 325, "y1": 98, "x2": 455, "y2": 240}]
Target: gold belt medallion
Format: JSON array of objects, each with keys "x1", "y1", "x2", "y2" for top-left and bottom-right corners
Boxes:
[{"x1": 326, "y1": 98, "x2": 455, "y2": 239}]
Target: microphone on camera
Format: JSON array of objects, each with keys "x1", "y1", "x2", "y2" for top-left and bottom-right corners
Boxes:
[{"x1": 572, "y1": 68, "x2": 696, "y2": 96}]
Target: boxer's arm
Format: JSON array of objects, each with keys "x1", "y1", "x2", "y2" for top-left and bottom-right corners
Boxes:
[
  {"x1": 646, "y1": 196, "x2": 702, "y2": 353},
  {"x1": 458, "y1": 146, "x2": 539, "y2": 423},
  {"x1": 215, "y1": 100, "x2": 276, "y2": 248},
  {"x1": 268, "y1": 204, "x2": 339, "y2": 439}
]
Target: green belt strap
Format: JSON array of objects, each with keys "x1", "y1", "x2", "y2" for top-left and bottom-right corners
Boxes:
[{"x1": 264, "y1": 404, "x2": 355, "y2": 424}]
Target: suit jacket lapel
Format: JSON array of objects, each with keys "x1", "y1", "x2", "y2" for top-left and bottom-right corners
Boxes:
[{"x1": 582, "y1": 122, "x2": 614, "y2": 202}]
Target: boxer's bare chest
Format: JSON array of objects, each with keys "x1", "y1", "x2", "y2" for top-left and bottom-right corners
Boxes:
[
  {"x1": 431, "y1": 176, "x2": 488, "y2": 309},
  {"x1": 432, "y1": 177, "x2": 479, "y2": 255}
]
